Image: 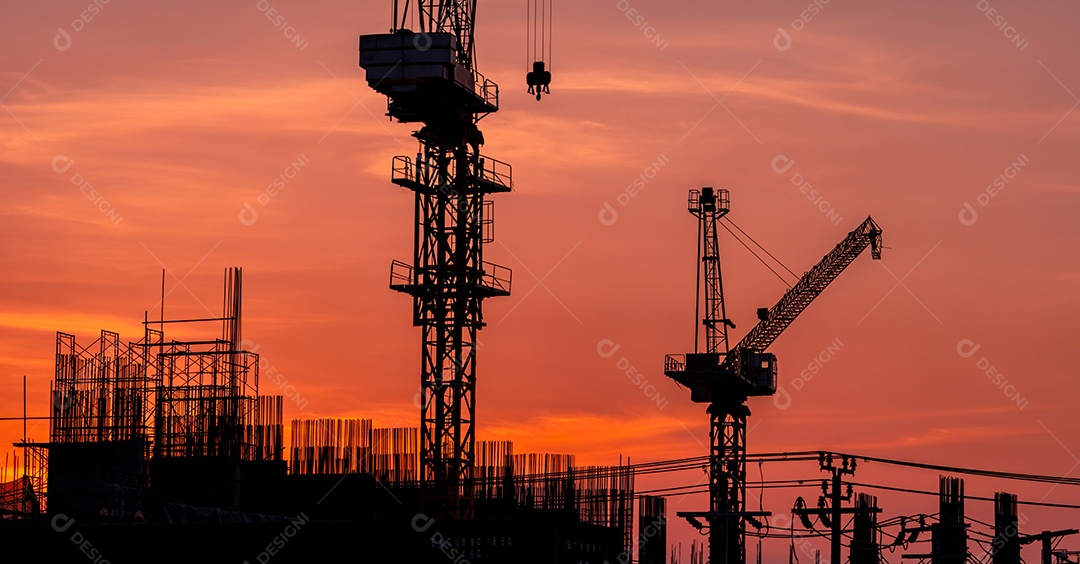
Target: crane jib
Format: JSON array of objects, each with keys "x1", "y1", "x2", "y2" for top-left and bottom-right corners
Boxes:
[{"x1": 721, "y1": 216, "x2": 882, "y2": 373}]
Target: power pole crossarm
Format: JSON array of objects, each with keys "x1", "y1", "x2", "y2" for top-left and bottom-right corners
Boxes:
[{"x1": 721, "y1": 216, "x2": 882, "y2": 376}]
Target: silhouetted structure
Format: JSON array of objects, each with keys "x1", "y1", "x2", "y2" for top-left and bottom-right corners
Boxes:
[
  {"x1": 1021, "y1": 528, "x2": 1080, "y2": 564},
  {"x1": 994, "y1": 491, "x2": 1022, "y2": 564},
  {"x1": 36, "y1": 268, "x2": 285, "y2": 519},
  {"x1": 639, "y1": 495, "x2": 668, "y2": 564},
  {"x1": 851, "y1": 493, "x2": 881, "y2": 564},
  {"x1": 665, "y1": 188, "x2": 882, "y2": 564},
  {"x1": 359, "y1": 0, "x2": 512, "y2": 519},
  {"x1": 933, "y1": 477, "x2": 968, "y2": 564}
]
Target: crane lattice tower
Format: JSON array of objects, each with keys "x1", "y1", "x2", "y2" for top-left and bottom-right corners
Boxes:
[{"x1": 359, "y1": 0, "x2": 513, "y2": 518}]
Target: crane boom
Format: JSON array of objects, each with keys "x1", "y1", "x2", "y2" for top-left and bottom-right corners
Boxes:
[{"x1": 721, "y1": 216, "x2": 882, "y2": 376}]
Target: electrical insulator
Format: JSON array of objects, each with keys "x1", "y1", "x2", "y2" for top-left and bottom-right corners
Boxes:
[
  {"x1": 794, "y1": 497, "x2": 815, "y2": 529},
  {"x1": 892, "y1": 517, "x2": 907, "y2": 546},
  {"x1": 818, "y1": 496, "x2": 832, "y2": 528}
]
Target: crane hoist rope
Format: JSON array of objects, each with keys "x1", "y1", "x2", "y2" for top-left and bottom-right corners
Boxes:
[{"x1": 526, "y1": 0, "x2": 552, "y2": 100}]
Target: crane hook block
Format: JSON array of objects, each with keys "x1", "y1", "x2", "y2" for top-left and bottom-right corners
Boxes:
[{"x1": 526, "y1": 61, "x2": 552, "y2": 101}]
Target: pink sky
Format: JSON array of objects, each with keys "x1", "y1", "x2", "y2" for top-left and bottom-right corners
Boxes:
[{"x1": 2, "y1": 0, "x2": 1079, "y2": 559}]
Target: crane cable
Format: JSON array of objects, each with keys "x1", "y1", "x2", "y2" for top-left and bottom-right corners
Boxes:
[
  {"x1": 723, "y1": 217, "x2": 800, "y2": 281},
  {"x1": 718, "y1": 219, "x2": 793, "y2": 288},
  {"x1": 526, "y1": 0, "x2": 552, "y2": 70}
]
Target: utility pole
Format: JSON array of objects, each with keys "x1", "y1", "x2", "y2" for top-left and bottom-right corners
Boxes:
[
  {"x1": 1021, "y1": 529, "x2": 1079, "y2": 564},
  {"x1": 793, "y1": 454, "x2": 879, "y2": 564}
]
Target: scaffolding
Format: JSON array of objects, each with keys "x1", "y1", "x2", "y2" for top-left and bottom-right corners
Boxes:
[
  {"x1": 51, "y1": 330, "x2": 150, "y2": 444},
  {"x1": 149, "y1": 267, "x2": 275, "y2": 462},
  {"x1": 30, "y1": 268, "x2": 283, "y2": 519}
]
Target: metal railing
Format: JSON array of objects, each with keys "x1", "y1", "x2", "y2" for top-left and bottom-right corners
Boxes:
[
  {"x1": 480, "y1": 261, "x2": 512, "y2": 294},
  {"x1": 391, "y1": 156, "x2": 415, "y2": 184},
  {"x1": 472, "y1": 70, "x2": 499, "y2": 110},
  {"x1": 664, "y1": 354, "x2": 685, "y2": 373},
  {"x1": 475, "y1": 156, "x2": 512, "y2": 191},
  {"x1": 390, "y1": 260, "x2": 414, "y2": 288}
]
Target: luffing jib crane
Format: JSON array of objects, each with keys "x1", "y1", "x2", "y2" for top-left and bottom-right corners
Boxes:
[{"x1": 665, "y1": 187, "x2": 882, "y2": 564}]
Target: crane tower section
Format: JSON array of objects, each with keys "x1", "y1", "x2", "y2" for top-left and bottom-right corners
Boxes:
[{"x1": 359, "y1": 0, "x2": 512, "y2": 518}]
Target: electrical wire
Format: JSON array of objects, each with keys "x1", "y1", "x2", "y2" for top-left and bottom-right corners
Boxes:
[{"x1": 849, "y1": 481, "x2": 1080, "y2": 510}]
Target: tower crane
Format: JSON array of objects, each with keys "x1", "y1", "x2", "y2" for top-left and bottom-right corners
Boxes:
[
  {"x1": 359, "y1": 0, "x2": 512, "y2": 519},
  {"x1": 665, "y1": 187, "x2": 882, "y2": 564}
]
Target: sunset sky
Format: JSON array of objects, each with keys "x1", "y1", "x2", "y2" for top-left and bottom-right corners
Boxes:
[{"x1": 2, "y1": 0, "x2": 1079, "y2": 558}]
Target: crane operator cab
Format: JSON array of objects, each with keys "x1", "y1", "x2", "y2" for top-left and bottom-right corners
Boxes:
[{"x1": 526, "y1": 61, "x2": 551, "y2": 101}]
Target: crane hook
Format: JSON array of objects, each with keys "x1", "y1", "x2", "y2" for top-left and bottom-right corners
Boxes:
[{"x1": 526, "y1": 61, "x2": 551, "y2": 101}]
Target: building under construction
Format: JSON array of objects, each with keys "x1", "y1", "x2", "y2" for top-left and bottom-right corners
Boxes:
[
  {"x1": 3, "y1": 1, "x2": 1080, "y2": 563},
  {"x1": 0, "y1": 266, "x2": 638, "y2": 563}
]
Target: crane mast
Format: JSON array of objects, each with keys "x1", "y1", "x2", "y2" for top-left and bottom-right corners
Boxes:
[
  {"x1": 360, "y1": 0, "x2": 510, "y2": 519},
  {"x1": 692, "y1": 188, "x2": 734, "y2": 356},
  {"x1": 665, "y1": 191, "x2": 882, "y2": 564},
  {"x1": 395, "y1": 0, "x2": 477, "y2": 69}
]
